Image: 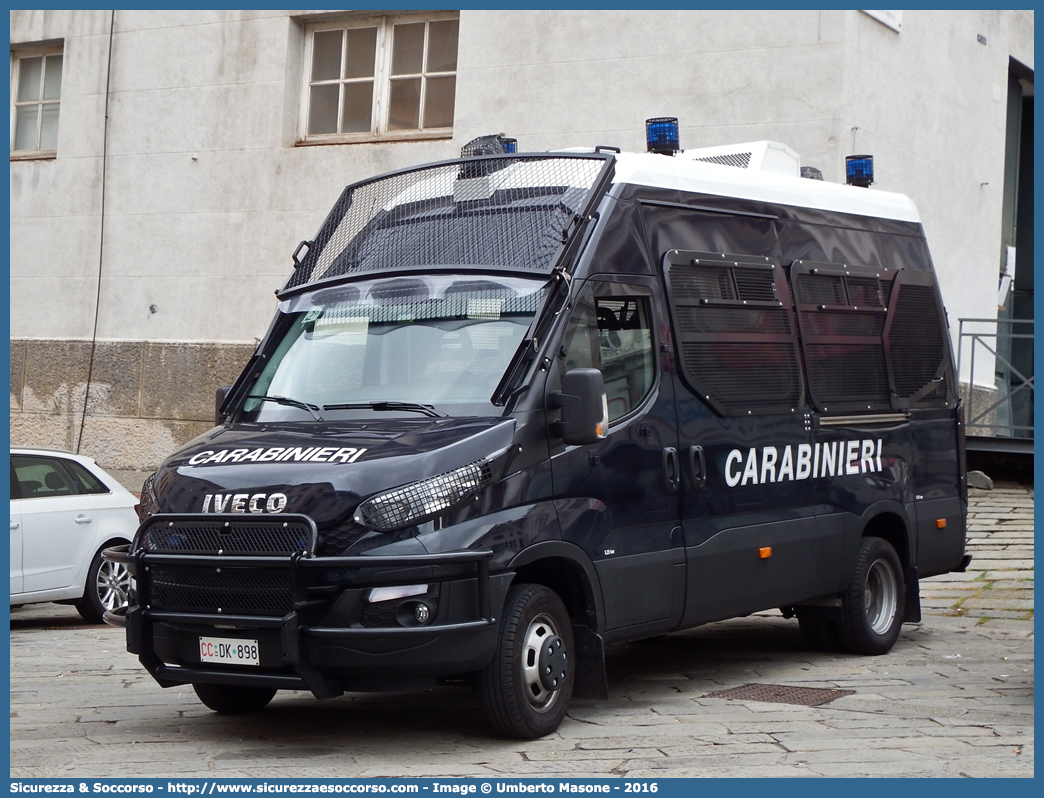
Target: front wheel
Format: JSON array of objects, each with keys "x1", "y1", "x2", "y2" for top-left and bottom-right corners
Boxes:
[
  {"x1": 479, "y1": 584, "x2": 574, "y2": 738},
  {"x1": 837, "y1": 537, "x2": 905, "y2": 655},
  {"x1": 193, "y1": 683, "x2": 276, "y2": 714},
  {"x1": 75, "y1": 547, "x2": 131, "y2": 624}
]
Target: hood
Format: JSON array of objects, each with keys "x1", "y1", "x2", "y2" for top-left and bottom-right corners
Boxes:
[{"x1": 151, "y1": 417, "x2": 516, "y2": 526}]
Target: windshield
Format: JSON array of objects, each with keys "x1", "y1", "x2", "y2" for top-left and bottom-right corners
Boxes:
[{"x1": 239, "y1": 274, "x2": 548, "y2": 421}]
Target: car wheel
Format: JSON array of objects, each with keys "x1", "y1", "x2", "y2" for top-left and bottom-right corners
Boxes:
[
  {"x1": 193, "y1": 683, "x2": 277, "y2": 714},
  {"x1": 478, "y1": 583, "x2": 574, "y2": 739},
  {"x1": 75, "y1": 546, "x2": 131, "y2": 624},
  {"x1": 837, "y1": 537, "x2": 906, "y2": 655}
]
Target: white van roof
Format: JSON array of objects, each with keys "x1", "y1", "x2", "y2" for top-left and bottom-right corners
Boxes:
[{"x1": 606, "y1": 144, "x2": 921, "y2": 224}]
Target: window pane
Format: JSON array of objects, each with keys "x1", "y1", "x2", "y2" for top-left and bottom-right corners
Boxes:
[
  {"x1": 40, "y1": 103, "x2": 59, "y2": 149},
  {"x1": 426, "y1": 20, "x2": 459, "y2": 73},
  {"x1": 344, "y1": 27, "x2": 377, "y2": 79},
  {"x1": 12, "y1": 456, "x2": 77, "y2": 497},
  {"x1": 17, "y1": 56, "x2": 42, "y2": 102},
  {"x1": 14, "y1": 106, "x2": 39, "y2": 150},
  {"x1": 311, "y1": 30, "x2": 342, "y2": 81},
  {"x1": 422, "y1": 75, "x2": 455, "y2": 129},
  {"x1": 43, "y1": 54, "x2": 63, "y2": 100},
  {"x1": 341, "y1": 81, "x2": 373, "y2": 133},
  {"x1": 391, "y1": 23, "x2": 424, "y2": 75},
  {"x1": 597, "y1": 298, "x2": 654, "y2": 421},
  {"x1": 308, "y1": 84, "x2": 339, "y2": 134},
  {"x1": 388, "y1": 78, "x2": 421, "y2": 130},
  {"x1": 67, "y1": 461, "x2": 109, "y2": 494}
]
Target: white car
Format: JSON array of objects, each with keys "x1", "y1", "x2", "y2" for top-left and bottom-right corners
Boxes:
[{"x1": 10, "y1": 447, "x2": 139, "y2": 623}]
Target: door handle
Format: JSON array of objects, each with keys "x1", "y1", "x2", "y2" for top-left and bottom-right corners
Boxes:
[
  {"x1": 10, "y1": 522, "x2": 19, "y2": 530},
  {"x1": 662, "y1": 447, "x2": 680, "y2": 493},
  {"x1": 74, "y1": 515, "x2": 92, "y2": 525},
  {"x1": 689, "y1": 445, "x2": 707, "y2": 490}
]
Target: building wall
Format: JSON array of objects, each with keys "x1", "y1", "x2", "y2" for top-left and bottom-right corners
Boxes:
[{"x1": 9, "y1": 10, "x2": 1033, "y2": 483}]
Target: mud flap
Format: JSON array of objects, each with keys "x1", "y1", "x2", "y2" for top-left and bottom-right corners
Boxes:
[
  {"x1": 572, "y1": 625, "x2": 609, "y2": 700},
  {"x1": 903, "y1": 566, "x2": 921, "y2": 623}
]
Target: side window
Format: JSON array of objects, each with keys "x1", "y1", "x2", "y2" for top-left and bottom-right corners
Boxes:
[
  {"x1": 65, "y1": 461, "x2": 111, "y2": 495},
  {"x1": 562, "y1": 285, "x2": 655, "y2": 423},
  {"x1": 662, "y1": 250, "x2": 805, "y2": 416},
  {"x1": 11, "y1": 455, "x2": 79, "y2": 498},
  {"x1": 791, "y1": 260, "x2": 894, "y2": 413}
]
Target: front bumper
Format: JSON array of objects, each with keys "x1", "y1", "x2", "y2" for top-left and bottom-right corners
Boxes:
[{"x1": 103, "y1": 514, "x2": 501, "y2": 699}]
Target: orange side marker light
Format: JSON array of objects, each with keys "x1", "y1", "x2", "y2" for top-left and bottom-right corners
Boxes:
[
  {"x1": 759, "y1": 547, "x2": 772, "y2": 559},
  {"x1": 936, "y1": 519, "x2": 947, "y2": 529}
]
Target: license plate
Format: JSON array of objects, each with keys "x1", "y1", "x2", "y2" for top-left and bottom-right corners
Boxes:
[{"x1": 199, "y1": 636, "x2": 260, "y2": 666}]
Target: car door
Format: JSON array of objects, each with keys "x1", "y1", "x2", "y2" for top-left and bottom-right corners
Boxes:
[
  {"x1": 11, "y1": 454, "x2": 100, "y2": 595},
  {"x1": 549, "y1": 276, "x2": 685, "y2": 637},
  {"x1": 10, "y1": 463, "x2": 23, "y2": 596}
]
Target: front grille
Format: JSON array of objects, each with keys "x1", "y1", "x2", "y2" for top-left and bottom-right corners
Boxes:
[
  {"x1": 140, "y1": 516, "x2": 315, "y2": 556},
  {"x1": 150, "y1": 566, "x2": 292, "y2": 616},
  {"x1": 317, "y1": 520, "x2": 368, "y2": 556}
]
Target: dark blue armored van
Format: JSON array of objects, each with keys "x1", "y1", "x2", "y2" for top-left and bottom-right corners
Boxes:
[{"x1": 106, "y1": 123, "x2": 969, "y2": 738}]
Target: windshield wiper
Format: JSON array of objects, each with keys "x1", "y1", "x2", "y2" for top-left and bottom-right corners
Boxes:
[
  {"x1": 246, "y1": 394, "x2": 325, "y2": 421},
  {"x1": 321, "y1": 401, "x2": 447, "y2": 418}
]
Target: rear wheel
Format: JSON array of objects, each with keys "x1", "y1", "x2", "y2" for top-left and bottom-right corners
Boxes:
[
  {"x1": 192, "y1": 683, "x2": 276, "y2": 714},
  {"x1": 479, "y1": 584, "x2": 574, "y2": 738},
  {"x1": 837, "y1": 537, "x2": 905, "y2": 655},
  {"x1": 75, "y1": 547, "x2": 131, "y2": 624}
]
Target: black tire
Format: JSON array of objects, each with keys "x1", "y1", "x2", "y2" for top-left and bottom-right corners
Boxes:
[
  {"x1": 837, "y1": 537, "x2": 905, "y2": 656},
  {"x1": 479, "y1": 584, "x2": 574, "y2": 738},
  {"x1": 192, "y1": 683, "x2": 277, "y2": 714},
  {"x1": 75, "y1": 546, "x2": 131, "y2": 624},
  {"x1": 796, "y1": 609, "x2": 842, "y2": 652}
]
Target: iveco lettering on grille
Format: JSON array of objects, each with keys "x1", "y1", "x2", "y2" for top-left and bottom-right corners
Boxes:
[
  {"x1": 724, "y1": 439, "x2": 884, "y2": 487},
  {"x1": 201, "y1": 492, "x2": 288, "y2": 513},
  {"x1": 187, "y1": 447, "x2": 366, "y2": 465}
]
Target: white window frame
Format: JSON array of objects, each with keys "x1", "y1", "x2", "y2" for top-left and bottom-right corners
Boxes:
[
  {"x1": 299, "y1": 11, "x2": 459, "y2": 145},
  {"x1": 10, "y1": 41, "x2": 64, "y2": 160}
]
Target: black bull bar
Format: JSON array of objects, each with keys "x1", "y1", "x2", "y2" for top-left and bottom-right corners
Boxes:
[{"x1": 102, "y1": 513, "x2": 495, "y2": 699}]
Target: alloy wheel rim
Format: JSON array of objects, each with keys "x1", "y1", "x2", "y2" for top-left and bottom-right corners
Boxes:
[{"x1": 97, "y1": 560, "x2": 131, "y2": 610}]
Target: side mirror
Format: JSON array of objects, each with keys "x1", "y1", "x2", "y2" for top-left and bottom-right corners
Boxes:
[
  {"x1": 215, "y1": 385, "x2": 232, "y2": 425},
  {"x1": 548, "y1": 368, "x2": 609, "y2": 445}
]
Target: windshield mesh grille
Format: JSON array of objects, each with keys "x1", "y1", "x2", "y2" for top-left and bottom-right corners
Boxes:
[{"x1": 284, "y1": 155, "x2": 609, "y2": 292}]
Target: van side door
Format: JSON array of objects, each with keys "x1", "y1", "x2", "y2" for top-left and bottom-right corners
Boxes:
[
  {"x1": 549, "y1": 276, "x2": 685, "y2": 639},
  {"x1": 660, "y1": 249, "x2": 833, "y2": 626}
]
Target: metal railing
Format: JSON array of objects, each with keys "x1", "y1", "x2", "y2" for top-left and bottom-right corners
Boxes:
[{"x1": 957, "y1": 317, "x2": 1034, "y2": 440}]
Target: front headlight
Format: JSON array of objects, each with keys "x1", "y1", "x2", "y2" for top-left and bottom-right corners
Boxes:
[
  {"x1": 137, "y1": 472, "x2": 159, "y2": 522},
  {"x1": 354, "y1": 459, "x2": 493, "y2": 532}
]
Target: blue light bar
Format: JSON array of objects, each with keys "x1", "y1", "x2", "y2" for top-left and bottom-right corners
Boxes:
[
  {"x1": 846, "y1": 154, "x2": 874, "y2": 187},
  {"x1": 646, "y1": 117, "x2": 680, "y2": 155},
  {"x1": 501, "y1": 138, "x2": 517, "y2": 154}
]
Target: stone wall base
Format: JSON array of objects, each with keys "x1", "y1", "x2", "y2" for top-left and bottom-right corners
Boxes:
[{"x1": 10, "y1": 339, "x2": 254, "y2": 491}]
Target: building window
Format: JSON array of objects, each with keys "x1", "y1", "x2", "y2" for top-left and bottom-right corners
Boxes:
[
  {"x1": 11, "y1": 44, "x2": 63, "y2": 157},
  {"x1": 301, "y1": 13, "x2": 458, "y2": 144}
]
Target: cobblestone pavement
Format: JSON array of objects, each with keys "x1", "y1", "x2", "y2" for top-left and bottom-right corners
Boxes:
[{"x1": 10, "y1": 485, "x2": 1033, "y2": 779}]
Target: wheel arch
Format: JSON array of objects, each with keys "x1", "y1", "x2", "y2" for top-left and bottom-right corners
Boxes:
[
  {"x1": 859, "y1": 506, "x2": 912, "y2": 571},
  {"x1": 507, "y1": 541, "x2": 604, "y2": 633}
]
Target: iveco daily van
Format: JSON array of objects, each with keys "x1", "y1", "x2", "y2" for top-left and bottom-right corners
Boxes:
[{"x1": 106, "y1": 121, "x2": 970, "y2": 738}]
